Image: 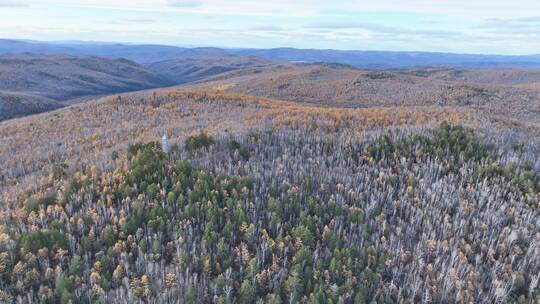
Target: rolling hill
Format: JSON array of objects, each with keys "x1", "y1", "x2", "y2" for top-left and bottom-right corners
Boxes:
[
  {"x1": 0, "y1": 91, "x2": 63, "y2": 121},
  {"x1": 144, "y1": 55, "x2": 289, "y2": 84},
  {"x1": 191, "y1": 65, "x2": 540, "y2": 109},
  {"x1": 0, "y1": 54, "x2": 169, "y2": 100},
  {"x1": 0, "y1": 53, "x2": 295, "y2": 121},
  {"x1": 0, "y1": 54, "x2": 170, "y2": 121},
  {"x1": 0, "y1": 86, "x2": 538, "y2": 303},
  {"x1": 403, "y1": 67, "x2": 540, "y2": 87}
]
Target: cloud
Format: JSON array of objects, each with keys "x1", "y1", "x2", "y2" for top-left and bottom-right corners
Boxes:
[
  {"x1": 0, "y1": 0, "x2": 28, "y2": 7},
  {"x1": 103, "y1": 17, "x2": 157, "y2": 25},
  {"x1": 243, "y1": 25, "x2": 287, "y2": 32},
  {"x1": 477, "y1": 17, "x2": 540, "y2": 36},
  {"x1": 5, "y1": 0, "x2": 540, "y2": 54},
  {"x1": 167, "y1": 0, "x2": 203, "y2": 8},
  {"x1": 305, "y1": 23, "x2": 463, "y2": 39},
  {"x1": 507, "y1": 16, "x2": 540, "y2": 23},
  {"x1": 25, "y1": 0, "x2": 540, "y2": 19},
  {"x1": 124, "y1": 17, "x2": 157, "y2": 23},
  {"x1": 484, "y1": 16, "x2": 540, "y2": 26}
]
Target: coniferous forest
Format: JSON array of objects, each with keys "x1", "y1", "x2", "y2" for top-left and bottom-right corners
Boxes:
[{"x1": 0, "y1": 121, "x2": 538, "y2": 303}]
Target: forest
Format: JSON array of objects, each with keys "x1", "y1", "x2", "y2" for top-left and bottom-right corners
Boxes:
[
  {"x1": 3, "y1": 6, "x2": 540, "y2": 304},
  {"x1": 0, "y1": 122, "x2": 538, "y2": 303}
]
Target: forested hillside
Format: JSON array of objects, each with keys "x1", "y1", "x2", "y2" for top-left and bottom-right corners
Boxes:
[
  {"x1": 0, "y1": 54, "x2": 169, "y2": 121},
  {"x1": 145, "y1": 56, "x2": 288, "y2": 85},
  {"x1": 192, "y1": 65, "x2": 540, "y2": 110},
  {"x1": 4, "y1": 51, "x2": 540, "y2": 122},
  {"x1": 0, "y1": 91, "x2": 62, "y2": 121},
  {"x1": 0, "y1": 88, "x2": 538, "y2": 303},
  {"x1": 0, "y1": 123, "x2": 538, "y2": 303},
  {"x1": 3, "y1": 1, "x2": 540, "y2": 302},
  {"x1": 0, "y1": 54, "x2": 168, "y2": 100}
]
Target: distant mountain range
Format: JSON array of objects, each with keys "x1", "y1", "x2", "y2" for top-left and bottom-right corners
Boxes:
[
  {"x1": 144, "y1": 56, "x2": 291, "y2": 84},
  {"x1": 1, "y1": 39, "x2": 540, "y2": 68},
  {"x1": 2, "y1": 38, "x2": 540, "y2": 121},
  {"x1": 0, "y1": 39, "x2": 226, "y2": 63}
]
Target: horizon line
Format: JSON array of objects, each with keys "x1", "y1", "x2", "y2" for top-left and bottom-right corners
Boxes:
[{"x1": 2, "y1": 37, "x2": 540, "y2": 58}]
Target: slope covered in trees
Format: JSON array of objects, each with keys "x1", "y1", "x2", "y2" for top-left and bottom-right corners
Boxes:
[
  {"x1": 144, "y1": 56, "x2": 289, "y2": 85},
  {"x1": 0, "y1": 123, "x2": 538, "y2": 303},
  {"x1": 0, "y1": 87, "x2": 539, "y2": 303},
  {"x1": 0, "y1": 54, "x2": 169, "y2": 121},
  {"x1": 0, "y1": 88, "x2": 471, "y2": 206},
  {"x1": 192, "y1": 65, "x2": 540, "y2": 109},
  {"x1": 401, "y1": 67, "x2": 540, "y2": 86},
  {"x1": 0, "y1": 91, "x2": 63, "y2": 121},
  {"x1": 4, "y1": 51, "x2": 540, "y2": 123},
  {"x1": 0, "y1": 54, "x2": 170, "y2": 100}
]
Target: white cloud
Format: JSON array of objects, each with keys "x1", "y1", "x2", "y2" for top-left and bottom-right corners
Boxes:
[
  {"x1": 0, "y1": 0, "x2": 28, "y2": 7},
  {"x1": 123, "y1": 17, "x2": 157, "y2": 23},
  {"x1": 340, "y1": 1, "x2": 540, "y2": 19},
  {"x1": 5, "y1": 0, "x2": 540, "y2": 54},
  {"x1": 167, "y1": 0, "x2": 203, "y2": 8},
  {"x1": 27, "y1": 0, "x2": 540, "y2": 19}
]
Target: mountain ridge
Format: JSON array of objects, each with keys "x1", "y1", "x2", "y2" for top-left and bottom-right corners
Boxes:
[{"x1": 2, "y1": 39, "x2": 540, "y2": 68}]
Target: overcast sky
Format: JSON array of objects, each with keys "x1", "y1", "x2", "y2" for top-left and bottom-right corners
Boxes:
[{"x1": 1, "y1": 0, "x2": 539, "y2": 54}]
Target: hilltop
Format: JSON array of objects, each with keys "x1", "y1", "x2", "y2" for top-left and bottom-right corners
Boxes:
[
  {"x1": 0, "y1": 88, "x2": 473, "y2": 205},
  {"x1": 0, "y1": 86, "x2": 538, "y2": 303},
  {"x1": 191, "y1": 65, "x2": 540, "y2": 112}
]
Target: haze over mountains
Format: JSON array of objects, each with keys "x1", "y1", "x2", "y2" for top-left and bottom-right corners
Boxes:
[{"x1": 2, "y1": 39, "x2": 540, "y2": 68}]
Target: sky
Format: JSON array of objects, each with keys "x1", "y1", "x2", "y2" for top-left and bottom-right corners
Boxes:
[{"x1": 0, "y1": 0, "x2": 539, "y2": 55}]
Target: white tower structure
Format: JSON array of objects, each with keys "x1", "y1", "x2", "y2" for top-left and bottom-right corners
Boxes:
[{"x1": 161, "y1": 134, "x2": 170, "y2": 153}]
